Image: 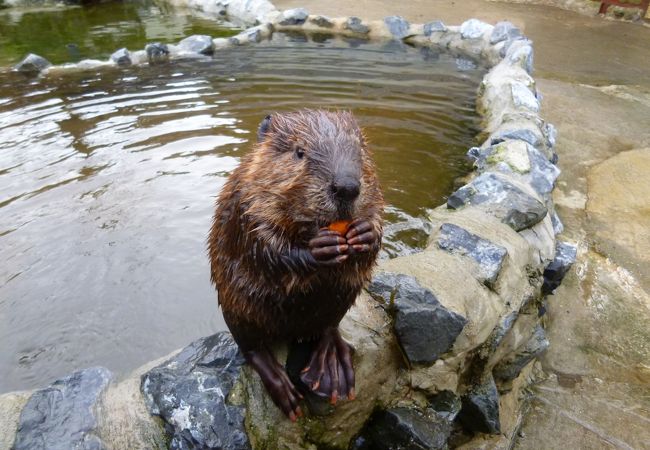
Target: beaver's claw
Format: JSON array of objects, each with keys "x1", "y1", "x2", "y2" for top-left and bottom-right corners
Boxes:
[
  {"x1": 245, "y1": 348, "x2": 304, "y2": 421},
  {"x1": 299, "y1": 328, "x2": 355, "y2": 404},
  {"x1": 309, "y1": 228, "x2": 349, "y2": 266},
  {"x1": 346, "y1": 219, "x2": 379, "y2": 254}
]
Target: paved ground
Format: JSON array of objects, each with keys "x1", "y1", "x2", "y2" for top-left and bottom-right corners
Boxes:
[{"x1": 277, "y1": 1, "x2": 650, "y2": 447}]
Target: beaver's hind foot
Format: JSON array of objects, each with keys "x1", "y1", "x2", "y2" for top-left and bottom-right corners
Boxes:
[
  {"x1": 300, "y1": 328, "x2": 356, "y2": 404},
  {"x1": 245, "y1": 347, "x2": 304, "y2": 421}
]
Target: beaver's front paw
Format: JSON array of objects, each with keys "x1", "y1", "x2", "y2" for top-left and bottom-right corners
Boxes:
[
  {"x1": 309, "y1": 228, "x2": 349, "y2": 266},
  {"x1": 345, "y1": 219, "x2": 380, "y2": 254}
]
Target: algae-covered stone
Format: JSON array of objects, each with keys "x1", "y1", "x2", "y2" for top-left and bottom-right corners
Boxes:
[{"x1": 13, "y1": 367, "x2": 113, "y2": 450}]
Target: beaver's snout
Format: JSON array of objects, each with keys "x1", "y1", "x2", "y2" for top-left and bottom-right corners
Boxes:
[{"x1": 331, "y1": 174, "x2": 360, "y2": 202}]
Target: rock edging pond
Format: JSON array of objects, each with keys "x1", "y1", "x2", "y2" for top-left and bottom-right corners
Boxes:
[{"x1": 1, "y1": 0, "x2": 578, "y2": 449}]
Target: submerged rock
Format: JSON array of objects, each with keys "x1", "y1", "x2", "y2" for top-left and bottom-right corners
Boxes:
[
  {"x1": 459, "y1": 374, "x2": 501, "y2": 434},
  {"x1": 437, "y1": 223, "x2": 508, "y2": 287},
  {"x1": 14, "y1": 53, "x2": 51, "y2": 74},
  {"x1": 542, "y1": 241, "x2": 577, "y2": 295},
  {"x1": 368, "y1": 272, "x2": 467, "y2": 365},
  {"x1": 178, "y1": 35, "x2": 214, "y2": 55},
  {"x1": 110, "y1": 48, "x2": 131, "y2": 66},
  {"x1": 384, "y1": 16, "x2": 411, "y2": 39},
  {"x1": 141, "y1": 332, "x2": 249, "y2": 450},
  {"x1": 13, "y1": 367, "x2": 113, "y2": 450},
  {"x1": 447, "y1": 172, "x2": 548, "y2": 231}
]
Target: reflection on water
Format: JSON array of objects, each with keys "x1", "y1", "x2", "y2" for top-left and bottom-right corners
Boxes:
[
  {"x1": 0, "y1": 33, "x2": 482, "y2": 392},
  {"x1": 0, "y1": 0, "x2": 239, "y2": 66}
]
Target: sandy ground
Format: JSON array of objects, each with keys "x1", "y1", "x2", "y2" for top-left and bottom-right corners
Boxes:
[{"x1": 275, "y1": 1, "x2": 650, "y2": 448}]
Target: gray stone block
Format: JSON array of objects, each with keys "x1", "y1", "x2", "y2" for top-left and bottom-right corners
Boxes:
[
  {"x1": 145, "y1": 43, "x2": 170, "y2": 64},
  {"x1": 459, "y1": 374, "x2": 501, "y2": 434},
  {"x1": 310, "y1": 15, "x2": 334, "y2": 28},
  {"x1": 493, "y1": 324, "x2": 549, "y2": 382},
  {"x1": 141, "y1": 332, "x2": 249, "y2": 450},
  {"x1": 368, "y1": 273, "x2": 467, "y2": 365},
  {"x1": 14, "y1": 53, "x2": 51, "y2": 73},
  {"x1": 542, "y1": 241, "x2": 577, "y2": 295},
  {"x1": 110, "y1": 48, "x2": 131, "y2": 66},
  {"x1": 13, "y1": 367, "x2": 113, "y2": 450},
  {"x1": 344, "y1": 17, "x2": 370, "y2": 34},
  {"x1": 437, "y1": 223, "x2": 508, "y2": 287},
  {"x1": 490, "y1": 21, "x2": 521, "y2": 44},
  {"x1": 277, "y1": 8, "x2": 308, "y2": 26},
  {"x1": 179, "y1": 35, "x2": 214, "y2": 55},
  {"x1": 423, "y1": 20, "x2": 447, "y2": 36},
  {"x1": 384, "y1": 15, "x2": 410, "y2": 39},
  {"x1": 460, "y1": 18, "x2": 491, "y2": 39},
  {"x1": 353, "y1": 407, "x2": 452, "y2": 450},
  {"x1": 447, "y1": 172, "x2": 548, "y2": 231}
]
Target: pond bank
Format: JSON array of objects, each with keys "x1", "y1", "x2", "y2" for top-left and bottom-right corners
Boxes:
[{"x1": 272, "y1": 0, "x2": 650, "y2": 447}]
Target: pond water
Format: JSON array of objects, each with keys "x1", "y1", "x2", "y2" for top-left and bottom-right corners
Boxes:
[
  {"x1": 0, "y1": 30, "x2": 483, "y2": 392},
  {"x1": 0, "y1": 0, "x2": 239, "y2": 66}
]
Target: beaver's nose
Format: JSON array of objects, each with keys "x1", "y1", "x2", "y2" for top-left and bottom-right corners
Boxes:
[{"x1": 331, "y1": 176, "x2": 360, "y2": 201}]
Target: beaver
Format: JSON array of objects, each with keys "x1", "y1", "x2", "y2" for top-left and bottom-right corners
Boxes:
[{"x1": 208, "y1": 109, "x2": 383, "y2": 421}]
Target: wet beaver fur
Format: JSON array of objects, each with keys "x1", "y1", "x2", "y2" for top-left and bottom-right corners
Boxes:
[{"x1": 208, "y1": 109, "x2": 383, "y2": 420}]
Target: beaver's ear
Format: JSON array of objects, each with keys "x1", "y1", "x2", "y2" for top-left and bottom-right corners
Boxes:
[{"x1": 257, "y1": 115, "x2": 272, "y2": 143}]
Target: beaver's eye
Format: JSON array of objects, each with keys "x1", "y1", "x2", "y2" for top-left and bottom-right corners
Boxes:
[{"x1": 295, "y1": 147, "x2": 305, "y2": 159}]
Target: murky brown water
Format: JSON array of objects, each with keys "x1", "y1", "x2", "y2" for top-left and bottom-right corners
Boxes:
[{"x1": 0, "y1": 33, "x2": 482, "y2": 392}]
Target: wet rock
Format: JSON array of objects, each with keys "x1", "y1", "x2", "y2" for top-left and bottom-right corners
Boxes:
[
  {"x1": 310, "y1": 15, "x2": 334, "y2": 28},
  {"x1": 527, "y1": 144, "x2": 561, "y2": 196},
  {"x1": 354, "y1": 407, "x2": 452, "y2": 450},
  {"x1": 459, "y1": 374, "x2": 501, "y2": 434},
  {"x1": 368, "y1": 272, "x2": 467, "y2": 364},
  {"x1": 141, "y1": 332, "x2": 249, "y2": 450},
  {"x1": 110, "y1": 48, "x2": 131, "y2": 66},
  {"x1": 145, "y1": 43, "x2": 170, "y2": 64},
  {"x1": 490, "y1": 127, "x2": 545, "y2": 150},
  {"x1": 551, "y1": 210, "x2": 564, "y2": 235},
  {"x1": 344, "y1": 17, "x2": 370, "y2": 34},
  {"x1": 485, "y1": 311, "x2": 519, "y2": 352},
  {"x1": 428, "y1": 390, "x2": 462, "y2": 421},
  {"x1": 423, "y1": 20, "x2": 447, "y2": 36},
  {"x1": 493, "y1": 325, "x2": 549, "y2": 382},
  {"x1": 13, "y1": 53, "x2": 51, "y2": 74},
  {"x1": 490, "y1": 21, "x2": 521, "y2": 44},
  {"x1": 437, "y1": 223, "x2": 507, "y2": 287},
  {"x1": 511, "y1": 83, "x2": 540, "y2": 112},
  {"x1": 384, "y1": 15, "x2": 410, "y2": 39},
  {"x1": 277, "y1": 8, "x2": 308, "y2": 26},
  {"x1": 507, "y1": 40, "x2": 535, "y2": 74},
  {"x1": 460, "y1": 18, "x2": 491, "y2": 39},
  {"x1": 544, "y1": 122, "x2": 557, "y2": 149},
  {"x1": 13, "y1": 367, "x2": 113, "y2": 450},
  {"x1": 542, "y1": 241, "x2": 577, "y2": 295},
  {"x1": 178, "y1": 34, "x2": 214, "y2": 55},
  {"x1": 447, "y1": 172, "x2": 548, "y2": 231}
]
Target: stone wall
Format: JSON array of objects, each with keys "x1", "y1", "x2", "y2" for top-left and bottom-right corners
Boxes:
[{"x1": 3, "y1": 1, "x2": 577, "y2": 449}]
